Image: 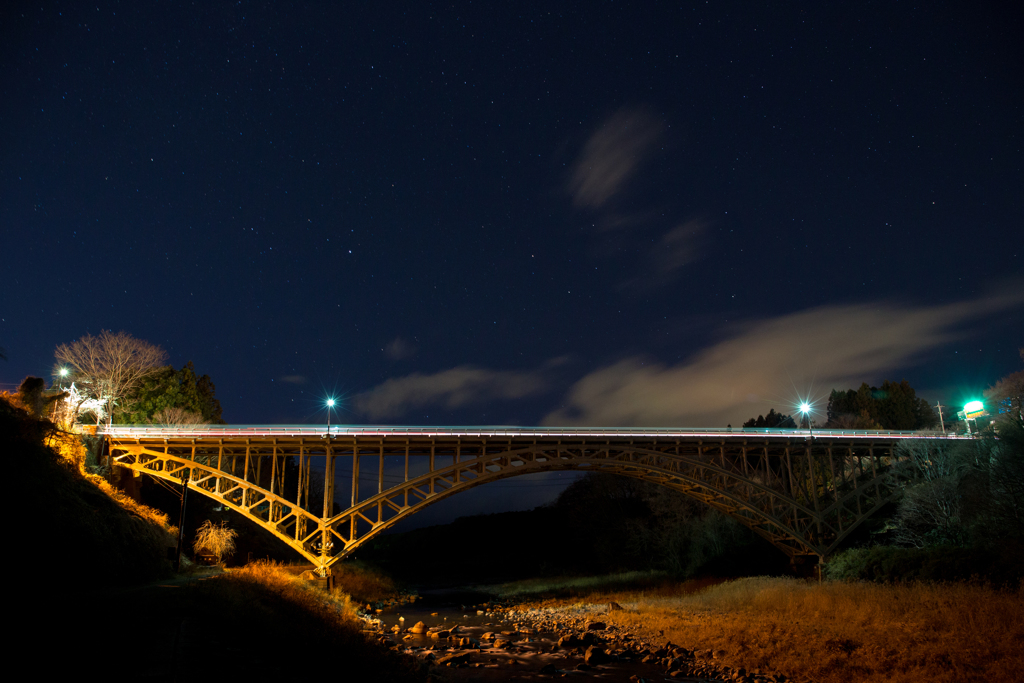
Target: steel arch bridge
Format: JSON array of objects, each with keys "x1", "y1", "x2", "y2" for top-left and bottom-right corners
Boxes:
[{"x1": 103, "y1": 425, "x2": 962, "y2": 575}]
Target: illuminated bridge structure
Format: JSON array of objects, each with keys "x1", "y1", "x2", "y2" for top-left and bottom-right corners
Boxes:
[{"x1": 103, "y1": 425, "x2": 962, "y2": 575}]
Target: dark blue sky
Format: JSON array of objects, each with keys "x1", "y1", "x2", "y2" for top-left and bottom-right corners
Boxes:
[{"x1": 3, "y1": 1, "x2": 1021, "y2": 433}]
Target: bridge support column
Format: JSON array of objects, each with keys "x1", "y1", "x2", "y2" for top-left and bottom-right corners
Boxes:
[{"x1": 318, "y1": 439, "x2": 335, "y2": 577}]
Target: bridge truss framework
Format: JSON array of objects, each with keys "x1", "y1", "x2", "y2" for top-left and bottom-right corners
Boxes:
[{"x1": 104, "y1": 426, "x2": 959, "y2": 575}]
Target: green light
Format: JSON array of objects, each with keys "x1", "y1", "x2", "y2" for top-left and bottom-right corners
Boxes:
[
  {"x1": 963, "y1": 400, "x2": 985, "y2": 420},
  {"x1": 800, "y1": 402, "x2": 811, "y2": 414},
  {"x1": 326, "y1": 398, "x2": 336, "y2": 408}
]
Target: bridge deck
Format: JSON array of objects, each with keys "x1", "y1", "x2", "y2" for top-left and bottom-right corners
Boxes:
[{"x1": 100, "y1": 424, "x2": 960, "y2": 440}]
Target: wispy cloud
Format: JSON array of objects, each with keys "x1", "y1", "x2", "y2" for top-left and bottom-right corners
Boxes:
[
  {"x1": 567, "y1": 106, "x2": 706, "y2": 288},
  {"x1": 383, "y1": 336, "x2": 417, "y2": 360},
  {"x1": 279, "y1": 375, "x2": 307, "y2": 385},
  {"x1": 355, "y1": 366, "x2": 548, "y2": 420},
  {"x1": 568, "y1": 106, "x2": 662, "y2": 211},
  {"x1": 620, "y1": 218, "x2": 708, "y2": 290},
  {"x1": 543, "y1": 291, "x2": 1024, "y2": 428}
]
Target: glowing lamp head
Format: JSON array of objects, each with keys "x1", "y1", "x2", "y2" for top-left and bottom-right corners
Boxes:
[
  {"x1": 326, "y1": 398, "x2": 336, "y2": 408},
  {"x1": 59, "y1": 367, "x2": 69, "y2": 377},
  {"x1": 800, "y1": 402, "x2": 811, "y2": 414},
  {"x1": 963, "y1": 400, "x2": 985, "y2": 419}
]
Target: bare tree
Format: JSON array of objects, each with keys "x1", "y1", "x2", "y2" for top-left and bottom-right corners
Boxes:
[
  {"x1": 152, "y1": 406, "x2": 207, "y2": 426},
  {"x1": 889, "y1": 439, "x2": 971, "y2": 547},
  {"x1": 55, "y1": 330, "x2": 167, "y2": 424},
  {"x1": 985, "y1": 369, "x2": 1024, "y2": 428},
  {"x1": 192, "y1": 520, "x2": 238, "y2": 564}
]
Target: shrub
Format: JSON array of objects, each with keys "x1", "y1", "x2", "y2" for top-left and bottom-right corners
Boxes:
[
  {"x1": 825, "y1": 545, "x2": 1023, "y2": 585},
  {"x1": 193, "y1": 519, "x2": 238, "y2": 563}
]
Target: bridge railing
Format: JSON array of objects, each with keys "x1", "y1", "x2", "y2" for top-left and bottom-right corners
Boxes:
[{"x1": 99, "y1": 424, "x2": 964, "y2": 440}]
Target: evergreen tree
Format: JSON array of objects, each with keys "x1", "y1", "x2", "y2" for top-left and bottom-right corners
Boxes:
[
  {"x1": 120, "y1": 362, "x2": 224, "y2": 424},
  {"x1": 742, "y1": 408, "x2": 797, "y2": 428},
  {"x1": 826, "y1": 380, "x2": 936, "y2": 430}
]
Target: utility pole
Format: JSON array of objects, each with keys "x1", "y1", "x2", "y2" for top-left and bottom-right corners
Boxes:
[
  {"x1": 175, "y1": 470, "x2": 190, "y2": 572},
  {"x1": 936, "y1": 402, "x2": 946, "y2": 434}
]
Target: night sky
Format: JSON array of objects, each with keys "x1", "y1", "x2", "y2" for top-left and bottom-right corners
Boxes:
[{"x1": 3, "y1": 2, "x2": 1022, "y2": 522}]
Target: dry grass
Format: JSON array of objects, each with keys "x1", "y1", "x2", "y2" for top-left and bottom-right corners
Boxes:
[
  {"x1": 331, "y1": 561, "x2": 402, "y2": 604},
  {"x1": 576, "y1": 577, "x2": 1024, "y2": 683},
  {"x1": 208, "y1": 562, "x2": 423, "y2": 680},
  {"x1": 229, "y1": 560, "x2": 358, "y2": 620},
  {"x1": 48, "y1": 427, "x2": 176, "y2": 533}
]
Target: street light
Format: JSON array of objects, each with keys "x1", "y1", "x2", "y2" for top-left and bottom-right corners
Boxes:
[
  {"x1": 325, "y1": 398, "x2": 336, "y2": 437},
  {"x1": 962, "y1": 399, "x2": 985, "y2": 435},
  {"x1": 800, "y1": 402, "x2": 813, "y2": 437}
]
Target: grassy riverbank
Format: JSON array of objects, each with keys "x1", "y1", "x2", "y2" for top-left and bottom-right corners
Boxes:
[{"x1": 516, "y1": 575, "x2": 1022, "y2": 683}]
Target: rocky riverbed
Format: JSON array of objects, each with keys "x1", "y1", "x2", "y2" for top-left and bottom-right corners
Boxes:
[{"x1": 360, "y1": 599, "x2": 791, "y2": 682}]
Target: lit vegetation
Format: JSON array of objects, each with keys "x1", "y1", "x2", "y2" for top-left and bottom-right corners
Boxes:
[
  {"x1": 532, "y1": 576, "x2": 1024, "y2": 683},
  {"x1": 186, "y1": 561, "x2": 422, "y2": 679},
  {"x1": 230, "y1": 560, "x2": 357, "y2": 618},
  {"x1": 193, "y1": 520, "x2": 238, "y2": 564},
  {"x1": 331, "y1": 561, "x2": 403, "y2": 604}
]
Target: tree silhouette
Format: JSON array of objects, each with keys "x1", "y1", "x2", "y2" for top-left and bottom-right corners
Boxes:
[{"x1": 742, "y1": 409, "x2": 796, "y2": 429}]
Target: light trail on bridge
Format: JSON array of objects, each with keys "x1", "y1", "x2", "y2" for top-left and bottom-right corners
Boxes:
[{"x1": 100, "y1": 424, "x2": 966, "y2": 440}]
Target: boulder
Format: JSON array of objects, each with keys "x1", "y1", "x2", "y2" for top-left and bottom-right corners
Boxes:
[
  {"x1": 585, "y1": 620, "x2": 607, "y2": 631},
  {"x1": 435, "y1": 652, "x2": 472, "y2": 667},
  {"x1": 410, "y1": 621, "x2": 427, "y2": 634},
  {"x1": 557, "y1": 634, "x2": 582, "y2": 649},
  {"x1": 584, "y1": 645, "x2": 608, "y2": 665}
]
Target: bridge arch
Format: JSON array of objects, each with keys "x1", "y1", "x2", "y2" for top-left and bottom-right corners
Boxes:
[
  {"x1": 328, "y1": 446, "x2": 824, "y2": 560},
  {"x1": 105, "y1": 426, "x2": 955, "y2": 573}
]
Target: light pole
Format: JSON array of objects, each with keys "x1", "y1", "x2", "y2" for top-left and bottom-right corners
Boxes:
[
  {"x1": 325, "y1": 398, "x2": 335, "y2": 437},
  {"x1": 800, "y1": 402, "x2": 813, "y2": 437},
  {"x1": 962, "y1": 400, "x2": 984, "y2": 435},
  {"x1": 320, "y1": 396, "x2": 337, "y2": 583}
]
